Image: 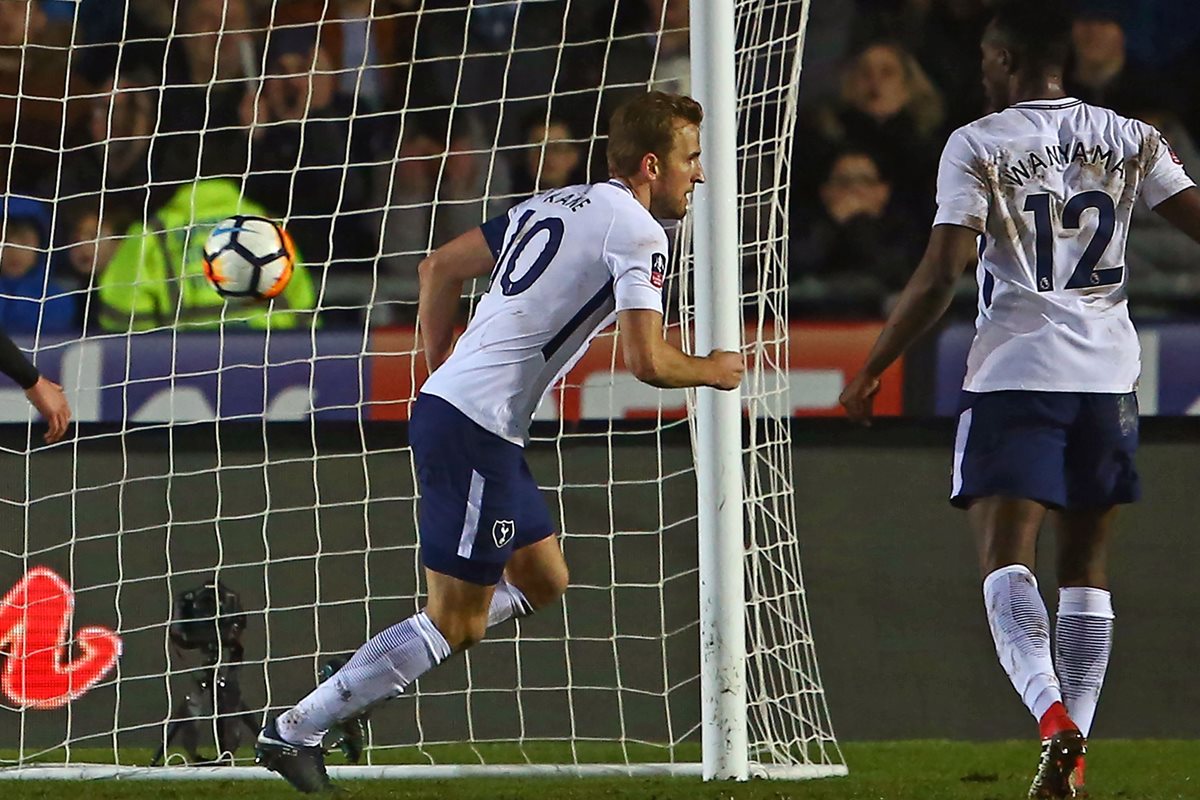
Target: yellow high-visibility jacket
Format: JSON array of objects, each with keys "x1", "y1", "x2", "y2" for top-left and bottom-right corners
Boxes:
[{"x1": 98, "y1": 180, "x2": 316, "y2": 332}]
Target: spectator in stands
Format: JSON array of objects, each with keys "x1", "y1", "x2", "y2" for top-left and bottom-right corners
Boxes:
[
  {"x1": 790, "y1": 149, "x2": 923, "y2": 314},
  {"x1": 0, "y1": 197, "x2": 77, "y2": 334},
  {"x1": 641, "y1": 0, "x2": 691, "y2": 96},
  {"x1": 55, "y1": 69, "x2": 165, "y2": 330},
  {"x1": 795, "y1": 0, "x2": 855, "y2": 113},
  {"x1": 60, "y1": 203, "x2": 116, "y2": 331},
  {"x1": 59, "y1": 72, "x2": 158, "y2": 234},
  {"x1": 374, "y1": 109, "x2": 510, "y2": 291},
  {"x1": 268, "y1": 0, "x2": 406, "y2": 114},
  {"x1": 510, "y1": 112, "x2": 587, "y2": 199},
  {"x1": 373, "y1": 110, "x2": 442, "y2": 282},
  {"x1": 600, "y1": 0, "x2": 691, "y2": 119},
  {"x1": 155, "y1": 0, "x2": 259, "y2": 185},
  {"x1": 912, "y1": 0, "x2": 990, "y2": 126},
  {"x1": 266, "y1": 0, "x2": 413, "y2": 160},
  {"x1": 852, "y1": 0, "x2": 928, "y2": 48},
  {"x1": 559, "y1": 0, "x2": 692, "y2": 179},
  {"x1": 800, "y1": 41, "x2": 944, "y2": 220},
  {"x1": 1067, "y1": 5, "x2": 1161, "y2": 116},
  {"x1": 241, "y1": 26, "x2": 368, "y2": 268},
  {"x1": 1123, "y1": 107, "x2": 1200, "y2": 311},
  {"x1": 96, "y1": 178, "x2": 316, "y2": 332},
  {"x1": 0, "y1": 0, "x2": 91, "y2": 197},
  {"x1": 73, "y1": 0, "x2": 201, "y2": 81},
  {"x1": 394, "y1": 0, "x2": 596, "y2": 162}
]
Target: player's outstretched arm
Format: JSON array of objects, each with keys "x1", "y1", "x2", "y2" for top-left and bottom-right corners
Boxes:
[
  {"x1": 0, "y1": 328, "x2": 70, "y2": 443},
  {"x1": 417, "y1": 227, "x2": 497, "y2": 372},
  {"x1": 619, "y1": 309, "x2": 743, "y2": 390},
  {"x1": 1152, "y1": 187, "x2": 1200, "y2": 246},
  {"x1": 839, "y1": 223, "x2": 979, "y2": 424}
]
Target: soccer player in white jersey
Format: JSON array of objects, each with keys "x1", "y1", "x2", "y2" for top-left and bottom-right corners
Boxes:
[
  {"x1": 838, "y1": 3, "x2": 1200, "y2": 798},
  {"x1": 255, "y1": 91, "x2": 743, "y2": 792}
]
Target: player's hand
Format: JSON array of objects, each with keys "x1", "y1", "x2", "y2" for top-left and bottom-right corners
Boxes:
[
  {"x1": 839, "y1": 371, "x2": 880, "y2": 426},
  {"x1": 25, "y1": 377, "x2": 71, "y2": 444},
  {"x1": 706, "y1": 350, "x2": 744, "y2": 390}
]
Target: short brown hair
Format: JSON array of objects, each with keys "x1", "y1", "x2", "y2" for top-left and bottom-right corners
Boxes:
[{"x1": 607, "y1": 91, "x2": 703, "y2": 177}]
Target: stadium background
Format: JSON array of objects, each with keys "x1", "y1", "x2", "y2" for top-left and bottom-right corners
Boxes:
[{"x1": 0, "y1": 0, "x2": 1199, "y2": 766}]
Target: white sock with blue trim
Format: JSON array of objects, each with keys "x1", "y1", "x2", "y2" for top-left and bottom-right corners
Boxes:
[
  {"x1": 982, "y1": 565, "x2": 1063, "y2": 722},
  {"x1": 276, "y1": 610, "x2": 451, "y2": 746},
  {"x1": 1055, "y1": 586, "x2": 1114, "y2": 738},
  {"x1": 488, "y1": 579, "x2": 534, "y2": 627},
  {"x1": 275, "y1": 582, "x2": 533, "y2": 747}
]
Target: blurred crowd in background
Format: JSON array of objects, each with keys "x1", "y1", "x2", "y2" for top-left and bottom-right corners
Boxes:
[
  {"x1": 793, "y1": 0, "x2": 1200, "y2": 318},
  {"x1": 0, "y1": 0, "x2": 1197, "y2": 335}
]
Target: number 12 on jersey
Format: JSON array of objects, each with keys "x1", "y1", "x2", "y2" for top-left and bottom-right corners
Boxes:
[{"x1": 1023, "y1": 191, "x2": 1123, "y2": 292}]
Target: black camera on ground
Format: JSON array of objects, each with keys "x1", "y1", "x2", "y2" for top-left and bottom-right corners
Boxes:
[
  {"x1": 168, "y1": 580, "x2": 247, "y2": 658},
  {"x1": 152, "y1": 579, "x2": 256, "y2": 767}
]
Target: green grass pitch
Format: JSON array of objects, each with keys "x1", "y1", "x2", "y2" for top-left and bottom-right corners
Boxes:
[{"x1": 0, "y1": 740, "x2": 1196, "y2": 799}]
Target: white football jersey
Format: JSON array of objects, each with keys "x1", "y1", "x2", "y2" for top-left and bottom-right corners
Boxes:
[
  {"x1": 934, "y1": 97, "x2": 1195, "y2": 393},
  {"x1": 421, "y1": 181, "x2": 668, "y2": 444}
]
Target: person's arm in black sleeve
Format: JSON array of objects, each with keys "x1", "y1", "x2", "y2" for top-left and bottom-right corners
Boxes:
[
  {"x1": 0, "y1": 328, "x2": 39, "y2": 389},
  {"x1": 0, "y1": 328, "x2": 71, "y2": 443}
]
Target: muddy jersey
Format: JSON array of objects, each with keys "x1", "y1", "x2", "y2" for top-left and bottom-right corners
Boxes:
[{"x1": 934, "y1": 97, "x2": 1194, "y2": 392}]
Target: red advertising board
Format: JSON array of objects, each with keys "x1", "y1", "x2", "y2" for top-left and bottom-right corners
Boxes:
[{"x1": 368, "y1": 322, "x2": 902, "y2": 421}]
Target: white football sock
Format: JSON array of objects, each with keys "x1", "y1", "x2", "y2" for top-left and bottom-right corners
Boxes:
[
  {"x1": 276, "y1": 610, "x2": 451, "y2": 746},
  {"x1": 1055, "y1": 586, "x2": 1114, "y2": 738},
  {"x1": 275, "y1": 582, "x2": 532, "y2": 747},
  {"x1": 488, "y1": 579, "x2": 534, "y2": 627},
  {"x1": 982, "y1": 565, "x2": 1063, "y2": 722}
]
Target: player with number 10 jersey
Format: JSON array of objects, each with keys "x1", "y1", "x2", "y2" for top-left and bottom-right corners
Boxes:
[
  {"x1": 256, "y1": 92, "x2": 744, "y2": 793},
  {"x1": 421, "y1": 178, "x2": 669, "y2": 445}
]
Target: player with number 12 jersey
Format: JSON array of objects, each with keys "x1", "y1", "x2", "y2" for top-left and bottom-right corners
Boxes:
[
  {"x1": 937, "y1": 97, "x2": 1192, "y2": 395},
  {"x1": 839, "y1": 2, "x2": 1200, "y2": 798}
]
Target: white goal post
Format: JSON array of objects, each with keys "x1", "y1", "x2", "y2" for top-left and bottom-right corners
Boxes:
[
  {"x1": 0, "y1": 0, "x2": 844, "y2": 783},
  {"x1": 691, "y1": 0, "x2": 748, "y2": 781}
]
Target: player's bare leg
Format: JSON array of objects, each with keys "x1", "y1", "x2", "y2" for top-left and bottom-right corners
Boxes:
[
  {"x1": 969, "y1": 496, "x2": 1082, "y2": 798},
  {"x1": 969, "y1": 495, "x2": 1045, "y2": 578},
  {"x1": 470, "y1": 535, "x2": 569, "y2": 639},
  {"x1": 502, "y1": 534, "x2": 569, "y2": 611},
  {"x1": 425, "y1": 569, "x2": 496, "y2": 651},
  {"x1": 1052, "y1": 507, "x2": 1117, "y2": 798},
  {"x1": 1054, "y1": 507, "x2": 1115, "y2": 589}
]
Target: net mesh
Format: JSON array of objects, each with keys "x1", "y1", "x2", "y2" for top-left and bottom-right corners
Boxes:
[{"x1": 0, "y1": 0, "x2": 842, "y2": 775}]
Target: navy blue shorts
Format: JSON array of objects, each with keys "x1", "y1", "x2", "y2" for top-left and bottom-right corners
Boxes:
[
  {"x1": 950, "y1": 390, "x2": 1140, "y2": 511},
  {"x1": 409, "y1": 393, "x2": 556, "y2": 585}
]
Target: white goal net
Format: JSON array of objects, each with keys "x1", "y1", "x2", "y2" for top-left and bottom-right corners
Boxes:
[{"x1": 0, "y1": 0, "x2": 843, "y2": 780}]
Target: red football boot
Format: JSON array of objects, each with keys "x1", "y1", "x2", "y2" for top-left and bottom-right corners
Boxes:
[{"x1": 1028, "y1": 702, "x2": 1086, "y2": 799}]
